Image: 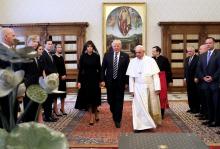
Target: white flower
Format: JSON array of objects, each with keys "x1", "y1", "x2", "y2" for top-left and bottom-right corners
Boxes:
[
  {"x1": 39, "y1": 73, "x2": 59, "y2": 94},
  {"x1": 16, "y1": 83, "x2": 26, "y2": 98},
  {"x1": 0, "y1": 69, "x2": 24, "y2": 97}
]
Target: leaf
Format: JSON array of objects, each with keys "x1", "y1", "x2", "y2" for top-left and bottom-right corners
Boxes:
[
  {"x1": 0, "y1": 129, "x2": 8, "y2": 149},
  {"x1": 6, "y1": 122, "x2": 68, "y2": 149},
  {"x1": 26, "y1": 85, "x2": 47, "y2": 104},
  {"x1": 0, "y1": 69, "x2": 24, "y2": 98}
]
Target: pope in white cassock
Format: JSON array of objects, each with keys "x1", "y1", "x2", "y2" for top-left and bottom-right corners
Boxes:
[{"x1": 126, "y1": 45, "x2": 162, "y2": 130}]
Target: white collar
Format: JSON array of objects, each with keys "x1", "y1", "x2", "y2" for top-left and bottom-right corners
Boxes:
[{"x1": 1, "y1": 42, "x2": 11, "y2": 48}]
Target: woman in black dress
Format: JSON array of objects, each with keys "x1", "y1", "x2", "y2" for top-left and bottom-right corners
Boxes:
[
  {"x1": 75, "y1": 40, "x2": 101, "y2": 125},
  {"x1": 53, "y1": 44, "x2": 67, "y2": 116},
  {"x1": 22, "y1": 35, "x2": 43, "y2": 122}
]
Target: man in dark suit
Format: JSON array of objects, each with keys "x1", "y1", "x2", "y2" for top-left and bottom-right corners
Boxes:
[
  {"x1": 0, "y1": 28, "x2": 18, "y2": 130},
  {"x1": 184, "y1": 47, "x2": 199, "y2": 113},
  {"x1": 197, "y1": 37, "x2": 220, "y2": 127},
  {"x1": 40, "y1": 39, "x2": 58, "y2": 122},
  {"x1": 101, "y1": 39, "x2": 129, "y2": 128},
  {"x1": 194, "y1": 44, "x2": 209, "y2": 120}
]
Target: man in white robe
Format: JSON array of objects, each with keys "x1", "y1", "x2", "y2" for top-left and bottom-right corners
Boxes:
[{"x1": 126, "y1": 45, "x2": 162, "y2": 130}]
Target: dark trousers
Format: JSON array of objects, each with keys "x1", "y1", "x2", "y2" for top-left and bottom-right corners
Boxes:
[
  {"x1": 205, "y1": 87, "x2": 219, "y2": 124},
  {"x1": 106, "y1": 79, "x2": 125, "y2": 123},
  {"x1": 186, "y1": 81, "x2": 200, "y2": 112},
  {"x1": 23, "y1": 96, "x2": 39, "y2": 122},
  {"x1": 42, "y1": 94, "x2": 54, "y2": 119},
  {"x1": 0, "y1": 95, "x2": 18, "y2": 131},
  {"x1": 197, "y1": 86, "x2": 208, "y2": 117}
]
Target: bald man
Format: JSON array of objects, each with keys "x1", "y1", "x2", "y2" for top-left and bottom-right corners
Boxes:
[
  {"x1": 0, "y1": 28, "x2": 16, "y2": 68},
  {"x1": 0, "y1": 28, "x2": 17, "y2": 131},
  {"x1": 194, "y1": 44, "x2": 209, "y2": 119}
]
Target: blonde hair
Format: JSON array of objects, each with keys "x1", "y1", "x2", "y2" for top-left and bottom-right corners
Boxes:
[
  {"x1": 111, "y1": 39, "x2": 122, "y2": 47},
  {"x1": 26, "y1": 35, "x2": 40, "y2": 45}
]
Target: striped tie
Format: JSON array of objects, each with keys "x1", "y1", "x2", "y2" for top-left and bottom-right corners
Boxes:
[{"x1": 113, "y1": 53, "x2": 118, "y2": 79}]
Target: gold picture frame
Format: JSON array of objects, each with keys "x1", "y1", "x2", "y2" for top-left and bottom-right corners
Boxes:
[{"x1": 103, "y1": 2, "x2": 146, "y2": 57}]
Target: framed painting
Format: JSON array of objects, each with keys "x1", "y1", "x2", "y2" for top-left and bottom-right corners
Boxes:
[{"x1": 103, "y1": 2, "x2": 146, "y2": 57}]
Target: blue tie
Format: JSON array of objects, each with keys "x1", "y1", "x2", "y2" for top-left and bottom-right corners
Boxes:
[{"x1": 207, "y1": 51, "x2": 211, "y2": 65}]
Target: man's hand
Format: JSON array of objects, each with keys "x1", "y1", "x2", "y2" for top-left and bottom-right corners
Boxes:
[
  {"x1": 168, "y1": 82, "x2": 173, "y2": 86},
  {"x1": 155, "y1": 90, "x2": 160, "y2": 95},
  {"x1": 77, "y1": 83, "x2": 81, "y2": 89},
  {"x1": 100, "y1": 81, "x2": 105, "y2": 87},
  {"x1": 194, "y1": 78, "x2": 199, "y2": 83},
  {"x1": 206, "y1": 76, "x2": 213, "y2": 82},
  {"x1": 203, "y1": 76, "x2": 213, "y2": 82},
  {"x1": 61, "y1": 75, "x2": 66, "y2": 80}
]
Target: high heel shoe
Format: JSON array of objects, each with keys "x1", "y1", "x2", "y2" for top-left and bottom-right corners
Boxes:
[
  {"x1": 89, "y1": 118, "x2": 94, "y2": 125},
  {"x1": 95, "y1": 115, "x2": 99, "y2": 122},
  {"x1": 89, "y1": 122, "x2": 94, "y2": 126},
  {"x1": 60, "y1": 109, "x2": 67, "y2": 115},
  {"x1": 54, "y1": 111, "x2": 62, "y2": 117},
  {"x1": 95, "y1": 116, "x2": 99, "y2": 122}
]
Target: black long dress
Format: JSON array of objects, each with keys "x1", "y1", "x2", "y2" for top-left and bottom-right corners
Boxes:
[
  {"x1": 75, "y1": 52, "x2": 101, "y2": 110},
  {"x1": 22, "y1": 57, "x2": 43, "y2": 122},
  {"x1": 53, "y1": 54, "x2": 67, "y2": 98}
]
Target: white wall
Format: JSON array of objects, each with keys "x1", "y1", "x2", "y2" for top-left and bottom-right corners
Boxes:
[{"x1": 1, "y1": 0, "x2": 220, "y2": 57}]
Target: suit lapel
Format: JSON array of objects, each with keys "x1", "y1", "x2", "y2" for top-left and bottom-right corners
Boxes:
[
  {"x1": 44, "y1": 50, "x2": 53, "y2": 63},
  {"x1": 118, "y1": 52, "x2": 124, "y2": 70},
  {"x1": 190, "y1": 55, "x2": 197, "y2": 67},
  {"x1": 109, "y1": 52, "x2": 114, "y2": 69}
]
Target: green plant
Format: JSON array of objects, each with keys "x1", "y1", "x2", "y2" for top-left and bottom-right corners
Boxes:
[{"x1": 0, "y1": 46, "x2": 68, "y2": 149}]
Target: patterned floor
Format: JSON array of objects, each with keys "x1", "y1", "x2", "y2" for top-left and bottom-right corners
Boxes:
[
  {"x1": 169, "y1": 101, "x2": 220, "y2": 145},
  {"x1": 45, "y1": 94, "x2": 220, "y2": 148}
]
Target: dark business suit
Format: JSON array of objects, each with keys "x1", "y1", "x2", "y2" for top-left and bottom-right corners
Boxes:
[
  {"x1": 184, "y1": 55, "x2": 199, "y2": 113},
  {"x1": 101, "y1": 51, "x2": 129, "y2": 125},
  {"x1": 40, "y1": 50, "x2": 57, "y2": 120},
  {"x1": 0, "y1": 43, "x2": 19, "y2": 130},
  {"x1": 197, "y1": 49, "x2": 220, "y2": 125},
  {"x1": 0, "y1": 43, "x2": 11, "y2": 130}
]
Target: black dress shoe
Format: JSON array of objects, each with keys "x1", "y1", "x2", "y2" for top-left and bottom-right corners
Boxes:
[
  {"x1": 60, "y1": 109, "x2": 67, "y2": 115},
  {"x1": 202, "y1": 121, "x2": 212, "y2": 125},
  {"x1": 207, "y1": 122, "x2": 219, "y2": 127},
  {"x1": 195, "y1": 114, "x2": 203, "y2": 117},
  {"x1": 89, "y1": 122, "x2": 94, "y2": 126},
  {"x1": 114, "y1": 122, "x2": 121, "y2": 128},
  {"x1": 44, "y1": 117, "x2": 57, "y2": 122},
  {"x1": 198, "y1": 117, "x2": 207, "y2": 120},
  {"x1": 134, "y1": 130, "x2": 142, "y2": 133},
  {"x1": 186, "y1": 110, "x2": 192, "y2": 113},
  {"x1": 191, "y1": 110, "x2": 199, "y2": 114},
  {"x1": 51, "y1": 116, "x2": 59, "y2": 121},
  {"x1": 54, "y1": 112, "x2": 62, "y2": 117}
]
